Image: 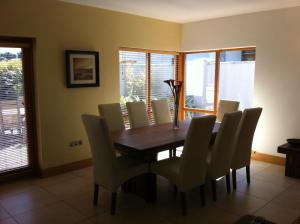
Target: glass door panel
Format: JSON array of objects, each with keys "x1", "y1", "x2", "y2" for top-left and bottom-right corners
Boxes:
[
  {"x1": 219, "y1": 49, "x2": 256, "y2": 110},
  {"x1": 184, "y1": 52, "x2": 216, "y2": 111},
  {"x1": 0, "y1": 47, "x2": 29, "y2": 172}
]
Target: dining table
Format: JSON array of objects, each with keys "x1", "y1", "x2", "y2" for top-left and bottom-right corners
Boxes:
[{"x1": 111, "y1": 119, "x2": 220, "y2": 202}]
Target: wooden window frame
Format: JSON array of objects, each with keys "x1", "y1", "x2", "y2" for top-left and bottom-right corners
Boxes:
[
  {"x1": 0, "y1": 36, "x2": 38, "y2": 182},
  {"x1": 178, "y1": 46, "x2": 256, "y2": 119},
  {"x1": 119, "y1": 47, "x2": 179, "y2": 115}
]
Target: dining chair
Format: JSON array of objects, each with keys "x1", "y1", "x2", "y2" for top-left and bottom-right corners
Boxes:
[
  {"x1": 82, "y1": 114, "x2": 148, "y2": 215},
  {"x1": 151, "y1": 99, "x2": 172, "y2": 125},
  {"x1": 151, "y1": 99, "x2": 175, "y2": 157},
  {"x1": 126, "y1": 101, "x2": 149, "y2": 128},
  {"x1": 151, "y1": 115, "x2": 216, "y2": 215},
  {"x1": 206, "y1": 111, "x2": 242, "y2": 201},
  {"x1": 98, "y1": 103, "x2": 125, "y2": 132},
  {"x1": 216, "y1": 100, "x2": 240, "y2": 122},
  {"x1": 231, "y1": 107, "x2": 262, "y2": 190}
]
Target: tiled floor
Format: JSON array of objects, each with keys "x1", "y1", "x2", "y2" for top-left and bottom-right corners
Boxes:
[{"x1": 0, "y1": 160, "x2": 299, "y2": 224}]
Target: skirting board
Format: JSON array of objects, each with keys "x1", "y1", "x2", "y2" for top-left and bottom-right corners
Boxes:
[
  {"x1": 40, "y1": 158, "x2": 93, "y2": 178},
  {"x1": 251, "y1": 151, "x2": 285, "y2": 166},
  {"x1": 39, "y1": 151, "x2": 285, "y2": 178}
]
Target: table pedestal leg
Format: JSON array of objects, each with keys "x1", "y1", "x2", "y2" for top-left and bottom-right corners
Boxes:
[
  {"x1": 285, "y1": 152, "x2": 300, "y2": 178},
  {"x1": 121, "y1": 153, "x2": 157, "y2": 202}
]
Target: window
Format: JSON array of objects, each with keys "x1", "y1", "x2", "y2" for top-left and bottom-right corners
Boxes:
[
  {"x1": 119, "y1": 49, "x2": 177, "y2": 122},
  {"x1": 219, "y1": 49, "x2": 255, "y2": 110},
  {"x1": 184, "y1": 52, "x2": 216, "y2": 111},
  {"x1": 183, "y1": 47, "x2": 256, "y2": 118},
  {"x1": 119, "y1": 51, "x2": 147, "y2": 114}
]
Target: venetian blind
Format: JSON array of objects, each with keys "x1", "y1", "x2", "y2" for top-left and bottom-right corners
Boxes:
[
  {"x1": 150, "y1": 53, "x2": 176, "y2": 112},
  {"x1": 119, "y1": 50, "x2": 147, "y2": 115},
  {"x1": 119, "y1": 49, "x2": 177, "y2": 125},
  {"x1": 0, "y1": 47, "x2": 28, "y2": 173}
]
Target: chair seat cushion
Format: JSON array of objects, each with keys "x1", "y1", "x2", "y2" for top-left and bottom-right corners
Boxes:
[{"x1": 151, "y1": 157, "x2": 181, "y2": 187}]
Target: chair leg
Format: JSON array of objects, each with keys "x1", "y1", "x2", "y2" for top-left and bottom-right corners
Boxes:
[
  {"x1": 180, "y1": 192, "x2": 187, "y2": 216},
  {"x1": 169, "y1": 149, "x2": 172, "y2": 158},
  {"x1": 110, "y1": 192, "x2": 117, "y2": 215},
  {"x1": 173, "y1": 185, "x2": 178, "y2": 195},
  {"x1": 93, "y1": 184, "x2": 99, "y2": 206},
  {"x1": 211, "y1": 180, "x2": 217, "y2": 202},
  {"x1": 226, "y1": 173, "x2": 231, "y2": 194},
  {"x1": 246, "y1": 165, "x2": 250, "y2": 184},
  {"x1": 173, "y1": 148, "x2": 176, "y2": 157},
  {"x1": 200, "y1": 185, "x2": 205, "y2": 207},
  {"x1": 232, "y1": 169, "x2": 237, "y2": 190}
]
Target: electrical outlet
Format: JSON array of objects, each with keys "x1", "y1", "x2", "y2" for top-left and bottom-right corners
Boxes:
[{"x1": 69, "y1": 140, "x2": 82, "y2": 148}]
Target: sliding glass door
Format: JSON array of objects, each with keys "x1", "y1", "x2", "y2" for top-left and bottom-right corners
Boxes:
[
  {"x1": 184, "y1": 52, "x2": 216, "y2": 118},
  {"x1": 0, "y1": 37, "x2": 37, "y2": 177}
]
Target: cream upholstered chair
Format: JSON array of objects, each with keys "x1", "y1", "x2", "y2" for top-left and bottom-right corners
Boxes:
[
  {"x1": 126, "y1": 101, "x2": 149, "y2": 128},
  {"x1": 216, "y1": 100, "x2": 240, "y2": 122},
  {"x1": 151, "y1": 115, "x2": 216, "y2": 215},
  {"x1": 207, "y1": 111, "x2": 242, "y2": 201},
  {"x1": 151, "y1": 99, "x2": 172, "y2": 125},
  {"x1": 231, "y1": 107, "x2": 262, "y2": 190},
  {"x1": 151, "y1": 99, "x2": 175, "y2": 157},
  {"x1": 82, "y1": 114, "x2": 148, "y2": 215},
  {"x1": 98, "y1": 103, "x2": 125, "y2": 132}
]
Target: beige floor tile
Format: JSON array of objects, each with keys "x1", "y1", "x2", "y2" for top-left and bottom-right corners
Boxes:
[
  {"x1": 62, "y1": 191, "x2": 107, "y2": 216},
  {"x1": 71, "y1": 167, "x2": 93, "y2": 180},
  {"x1": 214, "y1": 191, "x2": 268, "y2": 215},
  {"x1": 252, "y1": 165, "x2": 297, "y2": 188},
  {"x1": 255, "y1": 202, "x2": 300, "y2": 224},
  {"x1": 165, "y1": 204, "x2": 239, "y2": 224},
  {"x1": 0, "y1": 207, "x2": 11, "y2": 220},
  {"x1": 42, "y1": 176, "x2": 92, "y2": 200},
  {"x1": 271, "y1": 188, "x2": 300, "y2": 211},
  {"x1": 0, "y1": 179, "x2": 37, "y2": 200},
  {"x1": 1, "y1": 187, "x2": 60, "y2": 216},
  {"x1": 289, "y1": 181, "x2": 300, "y2": 191},
  {"x1": 13, "y1": 201, "x2": 86, "y2": 224},
  {"x1": 236, "y1": 178, "x2": 285, "y2": 201},
  {"x1": 0, "y1": 217, "x2": 18, "y2": 224},
  {"x1": 233, "y1": 161, "x2": 268, "y2": 179},
  {"x1": 1, "y1": 160, "x2": 298, "y2": 224},
  {"x1": 33, "y1": 172, "x2": 77, "y2": 188},
  {"x1": 82, "y1": 211, "x2": 169, "y2": 224},
  {"x1": 251, "y1": 160, "x2": 272, "y2": 169}
]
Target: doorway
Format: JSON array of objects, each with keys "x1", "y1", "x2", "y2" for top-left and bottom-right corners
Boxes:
[{"x1": 0, "y1": 37, "x2": 37, "y2": 178}]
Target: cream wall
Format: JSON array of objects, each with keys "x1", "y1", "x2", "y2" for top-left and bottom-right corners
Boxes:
[
  {"x1": 0, "y1": 0, "x2": 181, "y2": 168},
  {"x1": 182, "y1": 7, "x2": 300, "y2": 156}
]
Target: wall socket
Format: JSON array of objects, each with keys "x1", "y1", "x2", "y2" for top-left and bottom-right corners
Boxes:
[{"x1": 69, "y1": 140, "x2": 82, "y2": 148}]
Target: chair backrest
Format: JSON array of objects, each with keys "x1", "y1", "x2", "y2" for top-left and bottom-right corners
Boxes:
[
  {"x1": 209, "y1": 111, "x2": 242, "y2": 179},
  {"x1": 98, "y1": 103, "x2": 125, "y2": 132},
  {"x1": 231, "y1": 107, "x2": 262, "y2": 169},
  {"x1": 179, "y1": 115, "x2": 216, "y2": 191},
  {"x1": 216, "y1": 100, "x2": 240, "y2": 122},
  {"x1": 82, "y1": 114, "x2": 117, "y2": 188},
  {"x1": 151, "y1": 99, "x2": 172, "y2": 125},
  {"x1": 126, "y1": 101, "x2": 149, "y2": 128}
]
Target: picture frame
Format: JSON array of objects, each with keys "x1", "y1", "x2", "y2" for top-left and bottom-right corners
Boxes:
[{"x1": 65, "y1": 50, "x2": 99, "y2": 88}]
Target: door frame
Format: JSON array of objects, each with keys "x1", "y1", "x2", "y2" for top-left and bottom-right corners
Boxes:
[{"x1": 0, "y1": 36, "x2": 39, "y2": 181}]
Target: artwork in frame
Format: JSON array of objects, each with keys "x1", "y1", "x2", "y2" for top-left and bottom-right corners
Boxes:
[{"x1": 65, "y1": 50, "x2": 99, "y2": 88}]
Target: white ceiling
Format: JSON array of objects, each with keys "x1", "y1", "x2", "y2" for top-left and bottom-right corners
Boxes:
[{"x1": 61, "y1": 0, "x2": 300, "y2": 23}]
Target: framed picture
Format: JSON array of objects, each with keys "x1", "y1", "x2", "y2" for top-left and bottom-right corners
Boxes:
[{"x1": 65, "y1": 50, "x2": 99, "y2": 88}]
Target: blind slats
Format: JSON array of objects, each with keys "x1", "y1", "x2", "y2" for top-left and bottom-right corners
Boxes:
[
  {"x1": 0, "y1": 47, "x2": 28, "y2": 172},
  {"x1": 119, "y1": 50, "x2": 177, "y2": 125}
]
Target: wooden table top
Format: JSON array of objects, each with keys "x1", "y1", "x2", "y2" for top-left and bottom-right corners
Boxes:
[
  {"x1": 112, "y1": 120, "x2": 220, "y2": 154},
  {"x1": 278, "y1": 143, "x2": 300, "y2": 154}
]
